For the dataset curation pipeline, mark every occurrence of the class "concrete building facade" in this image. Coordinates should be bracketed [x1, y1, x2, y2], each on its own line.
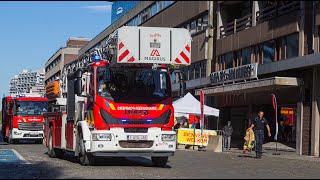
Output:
[45, 37, 91, 85]
[190, 1, 319, 157]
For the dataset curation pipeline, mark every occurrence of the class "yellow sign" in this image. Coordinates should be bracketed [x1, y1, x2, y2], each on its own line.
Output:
[177, 128, 217, 146]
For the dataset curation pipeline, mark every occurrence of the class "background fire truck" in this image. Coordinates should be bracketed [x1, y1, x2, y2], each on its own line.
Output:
[44, 26, 191, 167]
[2, 95, 48, 144]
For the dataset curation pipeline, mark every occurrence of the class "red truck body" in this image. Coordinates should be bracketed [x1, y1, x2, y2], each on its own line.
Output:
[2, 96, 48, 143]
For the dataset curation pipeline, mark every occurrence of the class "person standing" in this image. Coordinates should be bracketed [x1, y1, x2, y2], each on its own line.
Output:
[249, 111, 271, 158]
[223, 121, 233, 151]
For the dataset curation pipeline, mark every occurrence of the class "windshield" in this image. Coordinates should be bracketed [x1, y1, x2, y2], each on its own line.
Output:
[97, 67, 171, 104]
[15, 101, 48, 116]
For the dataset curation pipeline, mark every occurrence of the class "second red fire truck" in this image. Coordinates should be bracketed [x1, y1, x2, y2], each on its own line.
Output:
[2, 95, 48, 144]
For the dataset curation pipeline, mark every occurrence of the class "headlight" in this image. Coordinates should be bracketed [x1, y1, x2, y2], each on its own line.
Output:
[161, 134, 175, 141]
[14, 131, 22, 135]
[92, 133, 112, 141]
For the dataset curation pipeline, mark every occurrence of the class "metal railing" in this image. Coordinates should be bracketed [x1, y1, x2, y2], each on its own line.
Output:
[256, 1, 300, 24]
[220, 13, 252, 38]
[219, 1, 300, 39]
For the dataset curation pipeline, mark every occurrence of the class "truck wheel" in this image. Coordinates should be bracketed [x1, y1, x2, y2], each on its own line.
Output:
[79, 133, 94, 166]
[48, 127, 56, 158]
[8, 130, 15, 144]
[151, 157, 168, 167]
[55, 149, 64, 159]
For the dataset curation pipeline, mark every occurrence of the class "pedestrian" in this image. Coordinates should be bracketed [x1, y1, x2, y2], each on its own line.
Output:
[223, 121, 233, 151]
[249, 110, 271, 158]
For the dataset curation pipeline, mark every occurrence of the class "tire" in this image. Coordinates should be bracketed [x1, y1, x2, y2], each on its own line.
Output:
[151, 157, 168, 167]
[8, 130, 16, 144]
[78, 132, 94, 166]
[55, 148, 65, 159]
[48, 127, 65, 159]
[48, 127, 56, 158]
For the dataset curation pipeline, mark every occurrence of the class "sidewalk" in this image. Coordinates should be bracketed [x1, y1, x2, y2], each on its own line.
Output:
[177, 145, 320, 163]
[225, 148, 320, 162]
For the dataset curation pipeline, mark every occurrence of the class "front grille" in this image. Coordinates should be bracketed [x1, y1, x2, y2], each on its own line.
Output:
[124, 128, 148, 133]
[101, 109, 171, 125]
[18, 123, 43, 131]
[119, 141, 154, 148]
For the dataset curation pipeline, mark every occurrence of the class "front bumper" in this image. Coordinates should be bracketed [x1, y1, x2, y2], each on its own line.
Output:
[11, 128, 43, 139]
[87, 128, 176, 157]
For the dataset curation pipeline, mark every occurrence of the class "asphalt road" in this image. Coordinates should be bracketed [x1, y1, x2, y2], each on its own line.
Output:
[0, 140, 320, 179]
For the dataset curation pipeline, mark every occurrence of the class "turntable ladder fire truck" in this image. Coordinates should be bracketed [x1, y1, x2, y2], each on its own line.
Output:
[44, 26, 191, 166]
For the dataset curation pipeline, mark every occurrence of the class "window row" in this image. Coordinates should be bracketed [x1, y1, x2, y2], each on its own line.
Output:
[45, 71, 61, 85]
[180, 13, 209, 35]
[217, 33, 299, 71]
[46, 55, 62, 73]
[179, 60, 207, 82]
[124, 1, 175, 27]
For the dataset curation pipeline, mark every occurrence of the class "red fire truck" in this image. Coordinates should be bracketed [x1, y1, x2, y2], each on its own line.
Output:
[2, 96, 48, 144]
[44, 26, 191, 167]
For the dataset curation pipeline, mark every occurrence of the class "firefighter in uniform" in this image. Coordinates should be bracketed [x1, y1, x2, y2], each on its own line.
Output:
[249, 111, 271, 158]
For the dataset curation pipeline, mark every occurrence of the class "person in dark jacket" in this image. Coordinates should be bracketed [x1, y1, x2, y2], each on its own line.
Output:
[223, 121, 233, 151]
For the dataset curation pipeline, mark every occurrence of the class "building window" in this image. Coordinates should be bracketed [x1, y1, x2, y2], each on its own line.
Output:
[151, 3, 157, 17]
[286, 33, 299, 59]
[263, 41, 275, 64]
[197, 17, 203, 31]
[190, 20, 197, 34]
[202, 14, 208, 29]
[195, 62, 200, 79]
[225, 52, 233, 69]
[241, 47, 251, 65]
[189, 64, 194, 80]
[183, 66, 188, 81]
[179, 13, 209, 35]
[201, 60, 207, 77]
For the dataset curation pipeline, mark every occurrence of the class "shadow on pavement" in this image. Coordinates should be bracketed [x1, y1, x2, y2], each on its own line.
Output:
[44, 151, 172, 168]
[238, 154, 257, 159]
[0, 161, 79, 179]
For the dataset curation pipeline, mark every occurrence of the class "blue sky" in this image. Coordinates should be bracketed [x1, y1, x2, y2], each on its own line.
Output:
[0, 1, 112, 97]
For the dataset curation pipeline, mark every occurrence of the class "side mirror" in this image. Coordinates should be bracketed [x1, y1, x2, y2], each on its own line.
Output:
[74, 78, 82, 96]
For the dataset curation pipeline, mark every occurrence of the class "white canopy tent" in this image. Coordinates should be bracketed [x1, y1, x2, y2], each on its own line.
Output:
[173, 92, 220, 117]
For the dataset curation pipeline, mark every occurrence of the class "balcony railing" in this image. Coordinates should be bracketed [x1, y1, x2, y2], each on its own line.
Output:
[220, 13, 252, 38]
[219, 1, 300, 39]
[256, 1, 300, 24]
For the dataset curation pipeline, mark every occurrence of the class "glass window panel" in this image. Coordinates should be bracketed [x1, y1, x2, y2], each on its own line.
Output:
[165, 1, 170, 7]
[190, 20, 197, 34]
[152, 4, 157, 16]
[286, 33, 299, 59]
[202, 14, 208, 29]
[183, 66, 188, 81]
[195, 62, 200, 79]
[189, 64, 194, 80]
[157, 1, 161, 12]
[242, 47, 251, 65]
[263, 41, 275, 64]
[201, 60, 207, 77]
[281, 38, 286, 60]
[225, 52, 233, 69]
[197, 17, 203, 31]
